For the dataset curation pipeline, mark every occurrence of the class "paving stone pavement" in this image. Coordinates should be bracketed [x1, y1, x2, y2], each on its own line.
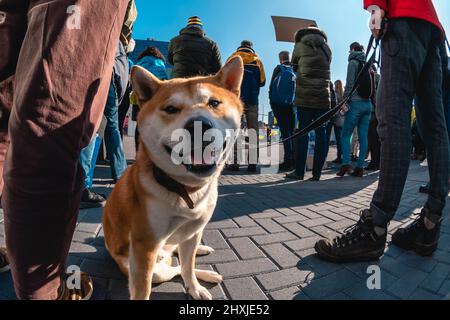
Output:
[1, 145, 449, 300]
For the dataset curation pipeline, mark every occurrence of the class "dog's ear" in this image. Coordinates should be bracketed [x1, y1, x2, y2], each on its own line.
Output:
[130, 66, 162, 103]
[214, 56, 244, 96]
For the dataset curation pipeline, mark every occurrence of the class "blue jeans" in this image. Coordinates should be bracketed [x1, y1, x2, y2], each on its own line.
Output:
[294, 107, 328, 178]
[104, 79, 127, 180]
[80, 134, 102, 189]
[271, 104, 295, 163]
[341, 100, 372, 168]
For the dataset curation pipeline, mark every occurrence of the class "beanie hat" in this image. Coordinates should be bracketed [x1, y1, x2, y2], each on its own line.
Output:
[187, 16, 203, 28]
[241, 40, 253, 49]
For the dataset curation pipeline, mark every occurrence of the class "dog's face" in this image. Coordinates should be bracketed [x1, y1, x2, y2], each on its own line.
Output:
[131, 57, 244, 187]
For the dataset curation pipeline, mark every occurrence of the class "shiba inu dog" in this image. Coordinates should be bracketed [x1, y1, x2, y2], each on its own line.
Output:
[103, 56, 244, 300]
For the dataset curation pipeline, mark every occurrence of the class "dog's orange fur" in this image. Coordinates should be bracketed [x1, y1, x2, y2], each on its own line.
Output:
[103, 57, 244, 300]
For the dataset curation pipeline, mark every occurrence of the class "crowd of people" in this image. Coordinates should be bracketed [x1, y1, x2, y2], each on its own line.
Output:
[0, 0, 449, 300]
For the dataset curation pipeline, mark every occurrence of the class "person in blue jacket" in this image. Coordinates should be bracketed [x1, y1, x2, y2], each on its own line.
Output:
[132, 47, 168, 150]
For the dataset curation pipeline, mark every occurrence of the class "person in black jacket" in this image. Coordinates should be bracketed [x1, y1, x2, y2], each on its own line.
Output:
[168, 16, 222, 78]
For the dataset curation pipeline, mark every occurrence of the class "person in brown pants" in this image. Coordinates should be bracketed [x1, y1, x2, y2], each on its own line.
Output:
[0, 0, 131, 300]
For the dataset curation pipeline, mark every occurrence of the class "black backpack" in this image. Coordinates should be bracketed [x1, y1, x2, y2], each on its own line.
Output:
[352, 59, 375, 99]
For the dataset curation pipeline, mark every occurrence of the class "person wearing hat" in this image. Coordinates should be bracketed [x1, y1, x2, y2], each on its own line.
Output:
[168, 16, 222, 78]
[227, 41, 266, 172]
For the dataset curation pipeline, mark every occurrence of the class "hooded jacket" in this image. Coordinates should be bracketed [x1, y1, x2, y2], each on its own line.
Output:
[343, 51, 370, 102]
[136, 55, 168, 81]
[168, 26, 222, 78]
[364, 0, 443, 34]
[292, 27, 332, 109]
[229, 47, 266, 106]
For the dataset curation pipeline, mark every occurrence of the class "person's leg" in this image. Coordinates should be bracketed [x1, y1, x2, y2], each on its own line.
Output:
[367, 113, 380, 168]
[413, 46, 449, 221]
[2, 0, 128, 299]
[341, 106, 358, 166]
[118, 84, 131, 138]
[80, 136, 97, 190]
[0, 0, 28, 195]
[356, 101, 372, 169]
[245, 104, 259, 170]
[335, 125, 343, 159]
[370, 20, 435, 227]
[88, 135, 103, 188]
[325, 121, 333, 159]
[272, 105, 294, 164]
[293, 108, 314, 178]
[444, 90, 450, 143]
[104, 79, 127, 181]
[312, 109, 328, 179]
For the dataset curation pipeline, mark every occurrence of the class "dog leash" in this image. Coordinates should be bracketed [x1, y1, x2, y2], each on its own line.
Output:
[263, 31, 384, 150]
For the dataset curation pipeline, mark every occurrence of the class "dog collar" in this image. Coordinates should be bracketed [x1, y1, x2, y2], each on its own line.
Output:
[152, 166, 201, 209]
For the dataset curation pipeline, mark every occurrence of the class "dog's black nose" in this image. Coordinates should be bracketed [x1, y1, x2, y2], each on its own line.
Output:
[184, 117, 214, 137]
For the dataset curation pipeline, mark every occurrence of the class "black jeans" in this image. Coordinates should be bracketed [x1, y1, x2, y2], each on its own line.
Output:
[271, 104, 295, 164]
[370, 18, 449, 226]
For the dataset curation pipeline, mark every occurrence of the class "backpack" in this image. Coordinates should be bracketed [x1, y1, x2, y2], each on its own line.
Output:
[352, 59, 375, 100]
[269, 64, 296, 106]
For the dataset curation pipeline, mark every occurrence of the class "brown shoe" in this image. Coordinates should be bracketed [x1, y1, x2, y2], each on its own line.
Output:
[58, 271, 94, 300]
[351, 167, 364, 177]
[336, 165, 353, 177]
[0, 248, 10, 273]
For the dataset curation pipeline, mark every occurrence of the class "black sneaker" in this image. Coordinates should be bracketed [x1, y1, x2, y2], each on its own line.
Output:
[247, 164, 258, 173]
[391, 209, 441, 257]
[315, 210, 387, 263]
[80, 188, 106, 209]
[278, 162, 294, 172]
[419, 184, 430, 194]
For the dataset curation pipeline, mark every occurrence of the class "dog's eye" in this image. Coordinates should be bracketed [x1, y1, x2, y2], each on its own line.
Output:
[163, 105, 180, 114]
[208, 99, 221, 109]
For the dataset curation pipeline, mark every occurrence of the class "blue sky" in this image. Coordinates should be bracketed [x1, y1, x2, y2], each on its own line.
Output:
[133, 0, 449, 119]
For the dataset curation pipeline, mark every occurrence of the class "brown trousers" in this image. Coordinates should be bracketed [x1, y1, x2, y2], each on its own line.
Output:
[0, 0, 128, 299]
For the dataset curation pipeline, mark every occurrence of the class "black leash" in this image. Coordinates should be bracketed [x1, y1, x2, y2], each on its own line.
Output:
[264, 31, 383, 149]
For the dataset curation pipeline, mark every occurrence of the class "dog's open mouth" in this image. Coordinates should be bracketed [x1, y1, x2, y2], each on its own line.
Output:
[164, 140, 228, 175]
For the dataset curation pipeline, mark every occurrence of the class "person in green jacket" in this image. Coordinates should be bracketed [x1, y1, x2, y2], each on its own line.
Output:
[286, 25, 332, 181]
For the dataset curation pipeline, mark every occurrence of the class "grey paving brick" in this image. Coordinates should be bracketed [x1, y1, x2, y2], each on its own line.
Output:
[205, 219, 238, 230]
[438, 280, 450, 297]
[76, 222, 102, 234]
[256, 268, 313, 291]
[386, 270, 429, 299]
[290, 207, 321, 219]
[222, 226, 266, 238]
[255, 219, 286, 233]
[419, 263, 450, 293]
[270, 286, 308, 300]
[223, 277, 268, 300]
[80, 258, 125, 280]
[202, 230, 230, 250]
[69, 242, 110, 261]
[215, 258, 278, 278]
[284, 223, 316, 238]
[253, 232, 298, 245]
[233, 216, 258, 228]
[274, 215, 308, 224]
[396, 251, 438, 273]
[310, 225, 340, 239]
[301, 269, 360, 300]
[285, 236, 321, 252]
[229, 237, 265, 260]
[300, 217, 333, 228]
[72, 231, 96, 244]
[262, 243, 300, 268]
[409, 288, 444, 300]
[249, 209, 284, 219]
[196, 249, 239, 264]
[326, 219, 356, 231]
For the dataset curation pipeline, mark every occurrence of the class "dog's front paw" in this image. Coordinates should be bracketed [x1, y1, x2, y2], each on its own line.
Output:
[188, 285, 213, 300]
[196, 245, 215, 256]
[196, 270, 223, 284]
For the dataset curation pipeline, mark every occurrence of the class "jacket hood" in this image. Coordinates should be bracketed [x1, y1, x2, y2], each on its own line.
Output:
[180, 26, 205, 37]
[348, 51, 366, 62]
[233, 49, 259, 64]
[295, 27, 328, 44]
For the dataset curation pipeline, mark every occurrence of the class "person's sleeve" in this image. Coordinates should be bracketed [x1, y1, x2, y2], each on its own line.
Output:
[343, 61, 357, 99]
[120, 0, 138, 49]
[258, 60, 266, 87]
[364, 0, 387, 11]
[269, 66, 280, 96]
[291, 48, 299, 73]
[211, 43, 222, 74]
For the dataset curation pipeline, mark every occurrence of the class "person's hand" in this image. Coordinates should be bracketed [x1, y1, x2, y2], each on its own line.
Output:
[368, 5, 386, 39]
[340, 104, 349, 116]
